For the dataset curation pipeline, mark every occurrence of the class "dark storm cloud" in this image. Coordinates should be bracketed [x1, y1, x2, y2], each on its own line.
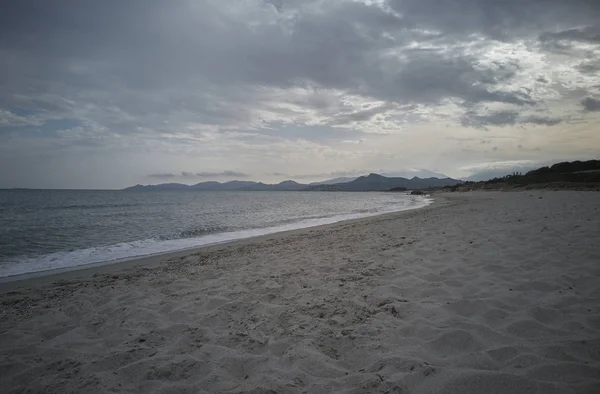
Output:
[581, 97, 600, 111]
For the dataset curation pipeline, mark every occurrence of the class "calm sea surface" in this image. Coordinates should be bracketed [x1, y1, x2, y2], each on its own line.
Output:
[0, 190, 430, 277]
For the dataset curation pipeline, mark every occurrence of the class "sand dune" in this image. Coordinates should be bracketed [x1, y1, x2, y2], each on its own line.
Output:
[1, 191, 599, 393]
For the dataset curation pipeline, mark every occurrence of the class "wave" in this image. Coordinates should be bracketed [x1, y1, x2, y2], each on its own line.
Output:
[39, 202, 152, 211]
[0, 196, 431, 278]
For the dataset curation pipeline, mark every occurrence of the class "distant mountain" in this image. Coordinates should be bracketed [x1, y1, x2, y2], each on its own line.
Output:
[307, 173, 461, 191]
[192, 181, 258, 191]
[189, 181, 227, 190]
[276, 180, 306, 190]
[309, 177, 357, 186]
[124, 183, 191, 191]
[381, 169, 449, 179]
[241, 180, 307, 191]
[124, 173, 461, 192]
[309, 170, 448, 186]
[124, 180, 308, 191]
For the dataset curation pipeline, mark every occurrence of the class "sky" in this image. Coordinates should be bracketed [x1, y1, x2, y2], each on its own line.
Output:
[0, 0, 599, 189]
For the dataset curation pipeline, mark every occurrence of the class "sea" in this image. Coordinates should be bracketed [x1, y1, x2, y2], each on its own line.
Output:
[0, 190, 431, 278]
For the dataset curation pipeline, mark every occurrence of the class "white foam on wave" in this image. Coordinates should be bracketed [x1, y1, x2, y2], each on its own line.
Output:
[0, 196, 432, 278]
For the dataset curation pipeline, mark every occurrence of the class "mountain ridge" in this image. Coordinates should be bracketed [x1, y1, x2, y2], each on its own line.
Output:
[124, 174, 462, 191]
[309, 176, 357, 186]
[306, 174, 460, 191]
[308, 170, 449, 186]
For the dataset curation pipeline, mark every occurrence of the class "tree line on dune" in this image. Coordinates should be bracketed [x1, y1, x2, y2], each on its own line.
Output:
[443, 160, 600, 191]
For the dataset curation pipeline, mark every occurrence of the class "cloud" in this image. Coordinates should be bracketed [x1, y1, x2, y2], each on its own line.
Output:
[540, 26, 600, 45]
[341, 138, 365, 144]
[196, 171, 250, 178]
[582, 97, 600, 111]
[328, 104, 396, 126]
[462, 110, 565, 128]
[577, 60, 600, 75]
[269, 169, 365, 180]
[0, 0, 579, 136]
[148, 173, 176, 179]
[520, 115, 564, 126]
[461, 110, 519, 128]
[387, 0, 600, 40]
[539, 26, 600, 57]
[148, 170, 250, 179]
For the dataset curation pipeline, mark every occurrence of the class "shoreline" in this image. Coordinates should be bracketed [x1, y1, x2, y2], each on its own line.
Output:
[0, 195, 442, 288]
[0, 196, 435, 284]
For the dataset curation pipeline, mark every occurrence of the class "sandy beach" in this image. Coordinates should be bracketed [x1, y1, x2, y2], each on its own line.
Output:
[1, 191, 599, 393]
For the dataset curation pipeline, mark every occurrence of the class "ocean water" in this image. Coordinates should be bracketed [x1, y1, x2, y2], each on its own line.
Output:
[0, 190, 431, 278]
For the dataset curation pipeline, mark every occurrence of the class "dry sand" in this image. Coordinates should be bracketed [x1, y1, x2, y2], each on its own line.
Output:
[1, 191, 599, 393]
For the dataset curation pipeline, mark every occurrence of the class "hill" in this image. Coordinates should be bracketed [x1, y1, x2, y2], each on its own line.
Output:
[309, 177, 357, 186]
[381, 169, 449, 179]
[307, 173, 461, 191]
[124, 183, 190, 191]
[240, 180, 307, 191]
[192, 181, 258, 191]
[443, 160, 600, 191]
